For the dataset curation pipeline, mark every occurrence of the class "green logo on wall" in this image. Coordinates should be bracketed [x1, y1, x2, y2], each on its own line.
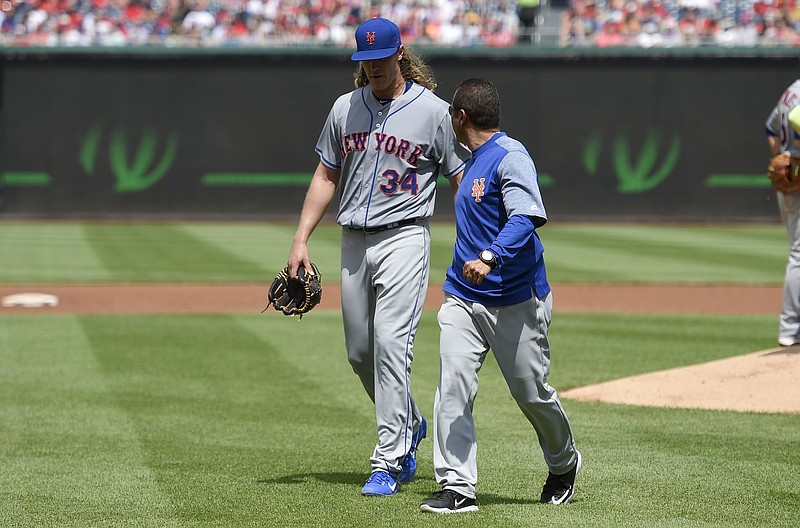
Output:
[583, 130, 682, 193]
[0, 125, 767, 194]
[613, 131, 681, 193]
[80, 123, 178, 192]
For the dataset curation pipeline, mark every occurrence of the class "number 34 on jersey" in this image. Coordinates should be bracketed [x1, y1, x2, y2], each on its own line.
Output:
[340, 131, 424, 196]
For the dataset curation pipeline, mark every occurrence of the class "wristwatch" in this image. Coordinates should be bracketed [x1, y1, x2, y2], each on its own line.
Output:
[478, 249, 497, 269]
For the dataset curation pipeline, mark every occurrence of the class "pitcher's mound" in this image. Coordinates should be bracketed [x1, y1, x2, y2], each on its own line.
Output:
[562, 347, 800, 414]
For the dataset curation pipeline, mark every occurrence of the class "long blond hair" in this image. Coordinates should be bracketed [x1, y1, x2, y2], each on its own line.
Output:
[353, 47, 437, 92]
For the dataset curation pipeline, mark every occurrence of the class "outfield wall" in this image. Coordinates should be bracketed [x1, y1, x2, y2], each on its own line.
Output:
[0, 47, 796, 222]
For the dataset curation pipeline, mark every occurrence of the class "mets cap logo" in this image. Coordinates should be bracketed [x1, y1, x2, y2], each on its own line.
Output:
[366, 31, 376, 45]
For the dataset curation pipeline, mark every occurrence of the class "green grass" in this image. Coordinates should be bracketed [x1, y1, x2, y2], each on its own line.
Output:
[540, 223, 786, 284]
[1, 311, 796, 527]
[0, 221, 787, 285]
[0, 221, 797, 526]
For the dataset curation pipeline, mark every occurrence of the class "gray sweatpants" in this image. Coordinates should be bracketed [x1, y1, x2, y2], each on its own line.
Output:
[433, 291, 577, 498]
[341, 223, 428, 474]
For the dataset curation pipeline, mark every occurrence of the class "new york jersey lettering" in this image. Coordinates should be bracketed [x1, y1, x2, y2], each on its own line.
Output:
[352, 132, 369, 151]
[340, 131, 424, 166]
[339, 132, 370, 159]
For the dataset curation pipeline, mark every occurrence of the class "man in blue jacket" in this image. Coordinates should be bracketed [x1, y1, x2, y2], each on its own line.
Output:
[420, 78, 581, 514]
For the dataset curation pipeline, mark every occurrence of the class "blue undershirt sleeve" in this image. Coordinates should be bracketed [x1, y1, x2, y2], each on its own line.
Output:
[487, 214, 535, 268]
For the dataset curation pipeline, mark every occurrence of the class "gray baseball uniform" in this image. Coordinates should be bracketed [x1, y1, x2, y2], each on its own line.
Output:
[316, 82, 468, 474]
[766, 79, 800, 344]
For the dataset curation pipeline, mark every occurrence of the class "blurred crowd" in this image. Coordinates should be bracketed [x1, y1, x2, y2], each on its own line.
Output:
[561, 0, 800, 47]
[0, 0, 521, 47]
[0, 0, 798, 48]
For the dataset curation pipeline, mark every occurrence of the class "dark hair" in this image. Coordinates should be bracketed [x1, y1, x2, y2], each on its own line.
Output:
[452, 78, 501, 129]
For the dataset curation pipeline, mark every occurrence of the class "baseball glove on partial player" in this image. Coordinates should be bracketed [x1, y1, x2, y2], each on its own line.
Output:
[768, 153, 800, 193]
[266, 263, 323, 318]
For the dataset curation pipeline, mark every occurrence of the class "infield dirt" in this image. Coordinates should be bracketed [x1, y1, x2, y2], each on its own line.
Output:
[2, 283, 796, 414]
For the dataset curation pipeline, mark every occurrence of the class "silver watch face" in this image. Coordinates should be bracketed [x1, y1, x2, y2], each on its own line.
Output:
[480, 250, 494, 263]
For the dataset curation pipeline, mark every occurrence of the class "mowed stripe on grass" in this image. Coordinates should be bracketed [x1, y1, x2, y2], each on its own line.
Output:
[0, 316, 177, 527]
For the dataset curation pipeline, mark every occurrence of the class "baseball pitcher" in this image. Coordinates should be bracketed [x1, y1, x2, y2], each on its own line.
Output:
[285, 17, 469, 497]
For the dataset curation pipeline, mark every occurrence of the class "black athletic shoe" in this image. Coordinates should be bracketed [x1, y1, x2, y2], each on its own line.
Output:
[419, 489, 479, 514]
[541, 450, 582, 505]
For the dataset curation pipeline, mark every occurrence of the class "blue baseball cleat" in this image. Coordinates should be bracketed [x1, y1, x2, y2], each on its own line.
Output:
[361, 470, 399, 496]
[398, 416, 427, 484]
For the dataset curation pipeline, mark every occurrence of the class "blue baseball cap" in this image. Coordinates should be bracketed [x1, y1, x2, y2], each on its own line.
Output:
[351, 18, 402, 62]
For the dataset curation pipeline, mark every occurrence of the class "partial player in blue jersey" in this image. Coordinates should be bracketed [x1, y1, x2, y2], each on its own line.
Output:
[420, 78, 581, 514]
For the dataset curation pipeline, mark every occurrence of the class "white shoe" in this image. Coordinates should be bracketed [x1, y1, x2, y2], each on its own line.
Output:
[778, 336, 798, 347]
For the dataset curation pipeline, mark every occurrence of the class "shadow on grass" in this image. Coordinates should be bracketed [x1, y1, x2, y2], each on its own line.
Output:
[408, 489, 540, 507]
[258, 474, 551, 509]
[257, 472, 365, 486]
[473, 493, 540, 506]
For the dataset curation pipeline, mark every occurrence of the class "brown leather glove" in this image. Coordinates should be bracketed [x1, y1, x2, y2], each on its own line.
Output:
[768, 153, 800, 193]
[266, 263, 322, 319]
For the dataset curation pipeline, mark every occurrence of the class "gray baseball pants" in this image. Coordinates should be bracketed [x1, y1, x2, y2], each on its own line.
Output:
[341, 223, 429, 474]
[433, 291, 577, 498]
[778, 191, 800, 342]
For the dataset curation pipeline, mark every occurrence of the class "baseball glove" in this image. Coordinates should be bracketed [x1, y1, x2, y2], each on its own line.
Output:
[768, 153, 800, 193]
[266, 263, 323, 318]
